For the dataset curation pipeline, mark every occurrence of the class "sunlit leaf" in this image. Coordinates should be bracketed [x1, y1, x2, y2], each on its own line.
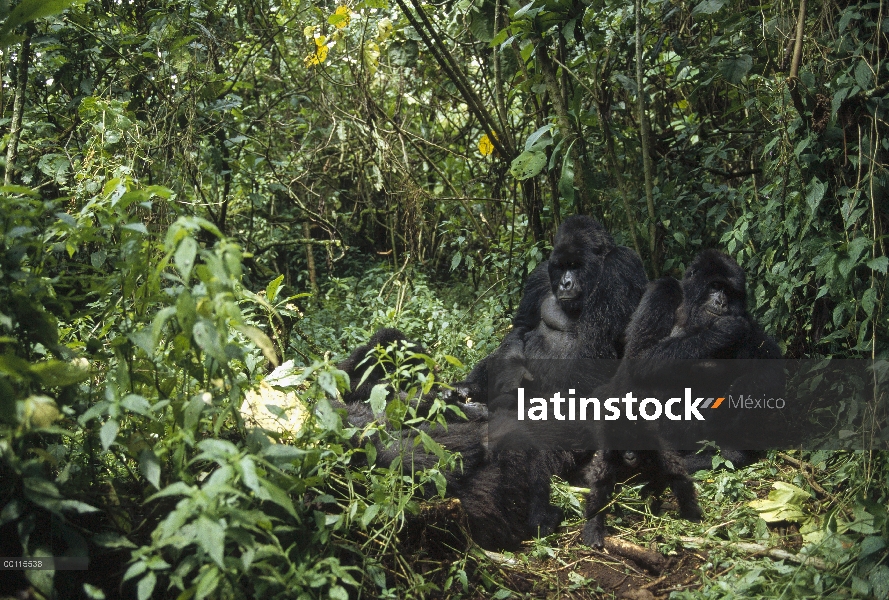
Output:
[478, 134, 495, 156]
[328, 6, 351, 29]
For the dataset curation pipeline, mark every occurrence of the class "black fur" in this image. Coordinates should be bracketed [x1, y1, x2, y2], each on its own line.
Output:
[451, 216, 648, 400]
[581, 448, 701, 548]
[580, 250, 782, 547]
[338, 328, 428, 404]
[343, 219, 649, 551]
[448, 217, 647, 548]
[579, 278, 701, 548]
[628, 250, 782, 473]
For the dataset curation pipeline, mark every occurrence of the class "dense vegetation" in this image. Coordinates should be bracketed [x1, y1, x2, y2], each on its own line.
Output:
[0, 0, 887, 598]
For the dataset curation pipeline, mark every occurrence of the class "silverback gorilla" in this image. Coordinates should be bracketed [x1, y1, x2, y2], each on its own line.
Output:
[449, 216, 648, 549]
[450, 215, 649, 401]
[580, 249, 782, 547]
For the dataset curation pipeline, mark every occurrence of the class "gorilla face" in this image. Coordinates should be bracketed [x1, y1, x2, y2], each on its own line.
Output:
[547, 216, 616, 317]
[678, 249, 746, 329]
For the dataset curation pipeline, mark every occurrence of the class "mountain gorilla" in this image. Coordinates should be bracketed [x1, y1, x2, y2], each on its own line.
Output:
[338, 327, 486, 422]
[580, 249, 782, 547]
[579, 278, 699, 548]
[450, 215, 648, 401]
[338, 328, 427, 404]
[442, 216, 648, 548]
[632, 249, 782, 471]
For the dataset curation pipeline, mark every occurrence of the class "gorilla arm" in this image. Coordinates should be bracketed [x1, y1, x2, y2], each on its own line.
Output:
[622, 277, 683, 358]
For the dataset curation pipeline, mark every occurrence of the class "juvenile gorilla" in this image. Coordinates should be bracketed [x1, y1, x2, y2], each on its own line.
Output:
[338, 328, 427, 405]
[338, 328, 487, 422]
[580, 249, 782, 547]
[580, 278, 701, 547]
[632, 249, 782, 472]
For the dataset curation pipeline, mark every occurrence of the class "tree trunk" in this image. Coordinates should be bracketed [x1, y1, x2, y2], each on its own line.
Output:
[5, 30, 32, 186]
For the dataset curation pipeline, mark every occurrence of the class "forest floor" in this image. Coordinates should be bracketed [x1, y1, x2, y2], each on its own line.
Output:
[389, 459, 820, 599]
[392, 496, 710, 599]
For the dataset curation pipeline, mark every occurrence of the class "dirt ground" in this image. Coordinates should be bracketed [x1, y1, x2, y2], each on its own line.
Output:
[396, 498, 711, 599]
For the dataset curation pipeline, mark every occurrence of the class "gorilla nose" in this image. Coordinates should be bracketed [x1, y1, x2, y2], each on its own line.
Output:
[558, 273, 579, 300]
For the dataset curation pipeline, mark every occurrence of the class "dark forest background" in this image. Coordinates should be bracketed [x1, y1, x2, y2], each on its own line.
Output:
[1, 0, 888, 598]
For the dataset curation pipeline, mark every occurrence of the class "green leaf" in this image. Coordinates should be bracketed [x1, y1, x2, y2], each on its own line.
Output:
[260, 480, 298, 518]
[866, 256, 888, 273]
[489, 28, 508, 48]
[719, 55, 752, 84]
[195, 565, 222, 599]
[691, 0, 726, 15]
[313, 398, 341, 432]
[90, 250, 107, 268]
[361, 503, 380, 528]
[239, 457, 260, 496]
[83, 583, 106, 599]
[450, 251, 462, 271]
[100, 419, 119, 451]
[860, 535, 886, 558]
[174, 236, 197, 282]
[146, 482, 194, 502]
[136, 572, 156, 600]
[330, 586, 349, 600]
[193, 319, 227, 363]
[806, 177, 826, 214]
[870, 565, 889, 600]
[196, 438, 239, 459]
[558, 146, 575, 203]
[122, 560, 147, 582]
[197, 517, 225, 567]
[524, 124, 554, 152]
[512, 0, 537, 19]
[266, 274, 284, 303]
[855, 60, 873, 91]
[443, 355, 464, 368]
[509, 150, 547, 180]
[862, 287, 877, 317]
[122, 222, 148, 235]
[184, 393, 205, 431]
[238, 325, 279, 366]
[30, 359, 89, 387]
[121, 394, 151, 416]
[0, 0, 77, 39]
[139, 449, 161, 489]
[369, 383, 388, 414]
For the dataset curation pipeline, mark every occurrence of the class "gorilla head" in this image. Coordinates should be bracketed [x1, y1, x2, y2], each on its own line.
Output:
[547, 216, 616, 318]
[675, 249, 747, 330]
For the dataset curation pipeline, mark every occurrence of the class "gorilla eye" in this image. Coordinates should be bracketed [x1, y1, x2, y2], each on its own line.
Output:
[711, 282, 725, 292]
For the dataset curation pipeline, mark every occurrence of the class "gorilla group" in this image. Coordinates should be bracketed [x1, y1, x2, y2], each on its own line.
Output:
[334, 219, 782, 552]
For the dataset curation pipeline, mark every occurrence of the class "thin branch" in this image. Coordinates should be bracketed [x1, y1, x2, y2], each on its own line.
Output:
[636, 0, 659, 276]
